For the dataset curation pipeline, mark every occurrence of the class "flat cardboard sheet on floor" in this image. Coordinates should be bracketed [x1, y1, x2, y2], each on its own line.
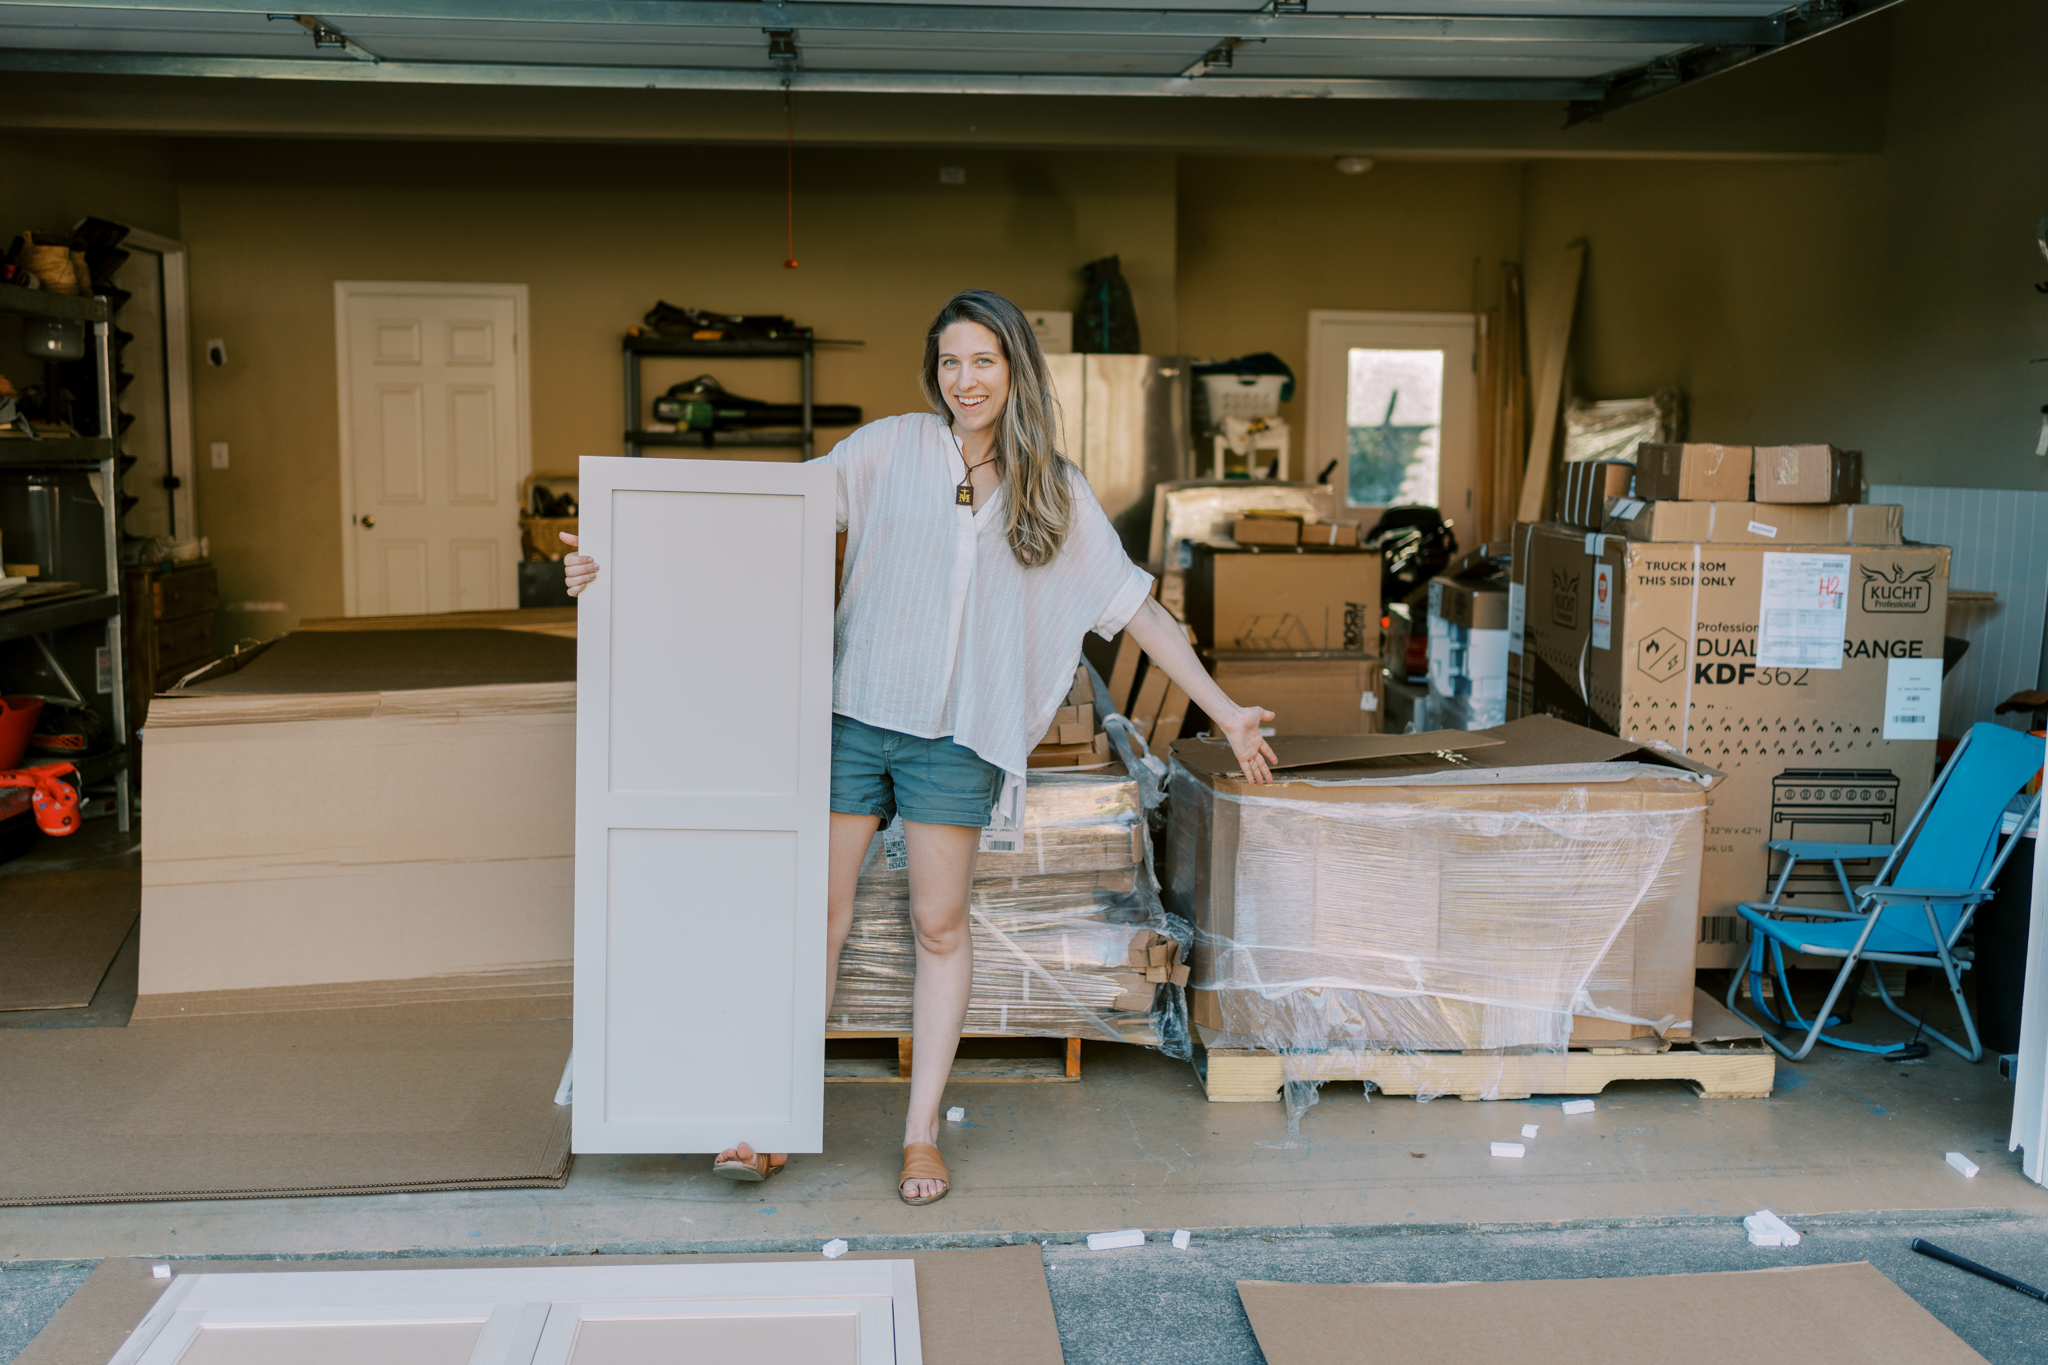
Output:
[0, 867, 137, 1011]
[16, 1246, 1059, 1365]
[0, 1020, 570, 1205]
[1238, 1263, 1986, 1365]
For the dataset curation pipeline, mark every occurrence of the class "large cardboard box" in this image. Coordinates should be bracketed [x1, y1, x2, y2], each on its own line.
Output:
[136, 628, 577, 1023]
[1429, 575, 1510, 630]
[1557, 459, 1635, 530]
[1164, 718, 1712, 1049]
[1604, 500, 1901, 546]
[1754, 444, 1861, 503]
[1507, 521, 1949, 966]
[1633, 443, 1753, 501]
[1204, 651, 1383, 735]
[1185, 545, 1380, 652]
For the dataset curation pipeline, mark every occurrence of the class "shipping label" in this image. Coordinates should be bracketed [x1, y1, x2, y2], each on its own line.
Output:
[1507, 581, 1526, 656]
[1591, 563, 1614, 650]
[1756, 552, 1851, 670]
[1883, 657, 1942, 740]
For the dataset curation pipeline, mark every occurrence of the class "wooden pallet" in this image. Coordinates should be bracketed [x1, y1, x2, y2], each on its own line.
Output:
[1197, 1043, 1774, 1103]
[824, 1031, 1082, 1082]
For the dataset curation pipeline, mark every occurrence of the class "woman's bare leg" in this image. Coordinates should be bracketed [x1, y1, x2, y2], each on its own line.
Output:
[718, 810, 880, 1176]
[900, 819, 979, 1199]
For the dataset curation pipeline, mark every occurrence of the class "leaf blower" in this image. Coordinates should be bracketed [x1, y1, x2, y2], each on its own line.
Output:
[652, 375, 861, 432]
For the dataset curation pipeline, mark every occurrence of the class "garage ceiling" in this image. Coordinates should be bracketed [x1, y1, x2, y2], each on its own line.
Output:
[0, 0, 1899, 118]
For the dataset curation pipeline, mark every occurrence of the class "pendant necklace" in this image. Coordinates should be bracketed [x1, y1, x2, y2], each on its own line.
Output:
[954, 438, 998, 507]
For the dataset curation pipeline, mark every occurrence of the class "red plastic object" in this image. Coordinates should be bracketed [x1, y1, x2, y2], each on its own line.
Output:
[0, 761, 81, 835]
[0, 696, 42, 769]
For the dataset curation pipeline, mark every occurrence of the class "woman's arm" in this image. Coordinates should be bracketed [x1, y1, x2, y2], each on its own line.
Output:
[1121, 597, 1279, 784]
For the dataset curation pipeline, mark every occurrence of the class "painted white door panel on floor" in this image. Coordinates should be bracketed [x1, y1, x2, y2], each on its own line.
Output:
[336, 283, 528, 617]
[113, 1264, 919, 1365]
[572, 457, 835, 1155]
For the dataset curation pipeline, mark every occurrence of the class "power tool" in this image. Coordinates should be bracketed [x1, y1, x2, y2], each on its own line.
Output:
[652, 375, 861, 432]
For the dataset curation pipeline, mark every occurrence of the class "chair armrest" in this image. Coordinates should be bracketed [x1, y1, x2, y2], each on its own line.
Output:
[1768, 840, 1895, 859]
[1737, 903, 1866, 921]
[1854, 885, 1996, 904]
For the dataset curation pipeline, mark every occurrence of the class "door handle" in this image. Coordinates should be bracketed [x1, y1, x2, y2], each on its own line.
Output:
[358, 514, 376, 528]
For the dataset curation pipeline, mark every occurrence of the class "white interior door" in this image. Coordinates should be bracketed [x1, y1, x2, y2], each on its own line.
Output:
[112, 1262, 920, 1365]
[1305, 310, 1476, 525]
[573, 456, 834, 1155]
[336, 282, 529, 617]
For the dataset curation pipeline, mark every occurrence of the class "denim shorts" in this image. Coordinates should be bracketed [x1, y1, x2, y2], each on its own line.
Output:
[830, 713, 1003, 828]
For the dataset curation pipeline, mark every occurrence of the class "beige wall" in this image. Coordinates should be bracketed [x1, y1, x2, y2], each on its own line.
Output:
[178, 140, 1175, 630]
[1520, 0, 2048, 494]
[1177, 155, 1523, 487]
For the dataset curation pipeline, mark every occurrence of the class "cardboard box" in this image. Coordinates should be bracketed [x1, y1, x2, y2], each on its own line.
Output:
[1634, 443, 1753, 501]
[1204, 651, 1383, 736]
[1754, 444, 1862, 503]
[1301, 521, 1360, 548]
[1507, 521, 1949, 966]
[1428, 575, 1510, 631]
[136, 628, 577, 1023]
[1557, 459, 1635, 530]
[1165, 718, 1712, 1048]
[1231, 515, 1302, 547]
[1604, 500, 1901, 546]
[1185, 546, 1380, 653]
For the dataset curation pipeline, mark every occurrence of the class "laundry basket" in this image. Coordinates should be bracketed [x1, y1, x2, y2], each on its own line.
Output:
[519, 471, 579, 562]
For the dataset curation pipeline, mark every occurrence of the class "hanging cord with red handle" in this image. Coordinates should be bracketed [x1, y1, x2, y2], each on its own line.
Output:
[783, 84, 798, 269]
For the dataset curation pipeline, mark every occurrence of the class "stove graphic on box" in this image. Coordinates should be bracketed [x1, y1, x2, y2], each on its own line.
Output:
[1766, 767, 1901, 902]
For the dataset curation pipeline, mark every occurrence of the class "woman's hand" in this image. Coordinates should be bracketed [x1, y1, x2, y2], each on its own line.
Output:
[561, 532, 600, 597]
[1214, 703, 1279, 784]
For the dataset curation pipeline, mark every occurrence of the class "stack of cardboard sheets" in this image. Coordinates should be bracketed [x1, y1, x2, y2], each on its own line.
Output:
[135, 628, 576, 1024]
[831, 767, 1188, 1046]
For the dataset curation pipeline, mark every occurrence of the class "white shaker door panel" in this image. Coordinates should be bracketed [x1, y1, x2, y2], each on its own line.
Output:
[571, 456, 835, 1155]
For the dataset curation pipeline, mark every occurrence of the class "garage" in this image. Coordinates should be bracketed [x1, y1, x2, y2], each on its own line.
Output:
[1, 2, 2044, 1361]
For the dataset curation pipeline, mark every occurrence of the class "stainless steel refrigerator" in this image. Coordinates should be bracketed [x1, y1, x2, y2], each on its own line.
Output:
[1046, 354, 1192, 566]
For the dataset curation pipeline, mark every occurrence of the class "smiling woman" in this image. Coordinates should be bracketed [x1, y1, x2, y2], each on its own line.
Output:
[559, 287, 1279, 1207]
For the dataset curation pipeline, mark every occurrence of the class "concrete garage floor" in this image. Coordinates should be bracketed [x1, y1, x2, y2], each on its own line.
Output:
[4, 820, 2046, 1362]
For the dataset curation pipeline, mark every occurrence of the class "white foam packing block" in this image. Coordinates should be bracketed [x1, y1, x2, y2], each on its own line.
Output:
[821, 1239, 848, 1259]
[1086, 1229, 1145, 1251]
[946, 1106, 966, 1122]
[1743, 1210, 1801, 1247]
[1521, 1124, 1540, 1138]
[1490, 1142, 1526, 1159]
[1946, 1151, 1980, 1177]
[1172, 1230, 1192, 1250]
[1562, 1099, 1596, 1115]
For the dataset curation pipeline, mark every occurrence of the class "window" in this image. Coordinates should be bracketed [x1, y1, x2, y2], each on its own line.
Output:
[1306, 312, 1475, 519]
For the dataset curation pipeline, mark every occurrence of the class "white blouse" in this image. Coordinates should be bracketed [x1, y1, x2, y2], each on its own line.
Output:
[820, 412, 1153, 806]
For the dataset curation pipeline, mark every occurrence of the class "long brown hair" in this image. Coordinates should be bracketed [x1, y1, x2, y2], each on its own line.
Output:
[919, 289, 1073, 567]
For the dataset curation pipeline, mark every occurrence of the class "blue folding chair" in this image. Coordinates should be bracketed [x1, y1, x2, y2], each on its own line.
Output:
[1724, 722, 2044, 1062]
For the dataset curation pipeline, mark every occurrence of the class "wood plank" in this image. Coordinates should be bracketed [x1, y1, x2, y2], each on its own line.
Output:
[1515, 239, 1587, 526]
[1150, 680, 1191, 752]
[1107, 631, 1143, 716]
[822, 1033, 1083, 1083]
[1128, 666, 1169, 740]
[1198, 1044, 1773, 1103]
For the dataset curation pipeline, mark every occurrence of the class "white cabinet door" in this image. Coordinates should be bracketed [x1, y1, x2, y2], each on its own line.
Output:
[113, 1263, 919, 1365]
[572, 456, 835, 1155]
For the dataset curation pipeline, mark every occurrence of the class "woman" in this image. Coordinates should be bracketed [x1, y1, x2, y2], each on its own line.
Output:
[563, 289, 1276, 1205]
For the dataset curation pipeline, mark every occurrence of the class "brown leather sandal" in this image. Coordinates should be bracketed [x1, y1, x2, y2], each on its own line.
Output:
[898, 1142, 950, 1205]
[712, 1148, 787, 1182]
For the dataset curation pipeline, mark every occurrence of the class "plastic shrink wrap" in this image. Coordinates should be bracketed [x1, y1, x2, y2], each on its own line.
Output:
[830, 765, 1194, 1059]
[1163, 717, 1711, 1115]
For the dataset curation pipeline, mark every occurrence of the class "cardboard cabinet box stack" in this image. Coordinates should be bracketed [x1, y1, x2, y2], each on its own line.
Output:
[1509, 441, 1948, 968]
[832, 766, 1189, 1042]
